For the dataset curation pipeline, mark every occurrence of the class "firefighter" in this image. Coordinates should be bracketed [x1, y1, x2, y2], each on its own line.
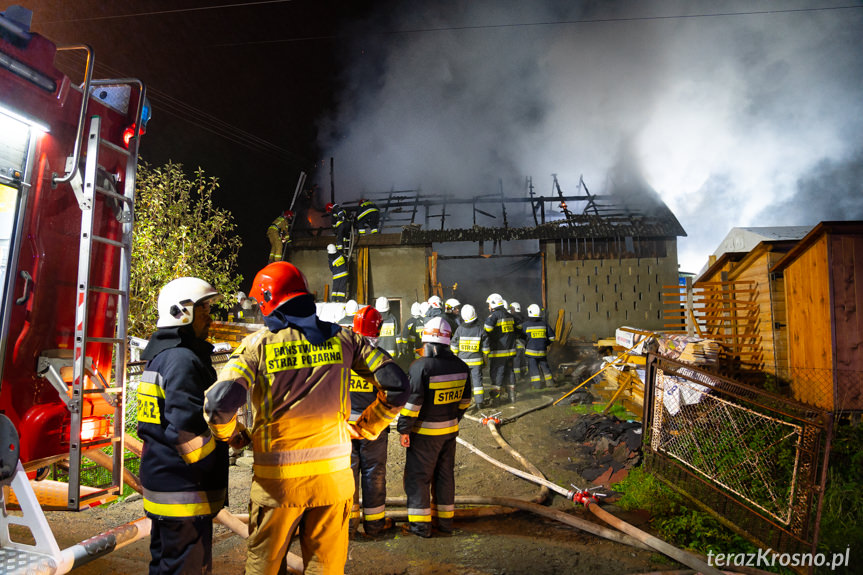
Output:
[509, 302, 527, 382]
[450, 304, 490, 411]
[524, 304, 556, 388]
[374, 296, 400, 357]
[327, 244, 348, 302]
[484, 293, 518, 404]
[338, 299, 359, 328]
[425, 295, 443, 321]
[137, 277, 239, 575]
[325, 202, 351, 251]
[398, 317, 471, 538]
[267, 209, 293, 263]
[356, 198, 380, 234]
[203, 262, 409, 575]
[348, 306, 395, 538]
[399, 302, 423, 362]
[444, 298, 461, 328]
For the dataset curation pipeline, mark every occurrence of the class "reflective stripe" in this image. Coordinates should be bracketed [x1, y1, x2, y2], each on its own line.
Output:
[525, 350, 547, 357]
[433, 503, 455, 518]
[363, 504, 386, 521]
[178, 430, 216, 464]
[333, 271, 349, 279]
[414, 420, 459, 435]
[224, 358, 255, 385]
[254, 443, 351, 466]
[209, 414, 238, 441]
[487, 349, 516, 358]
[137, 382, 164, 398]
[462, 358, 483, 366]
[407, 508, 431, 522]
[143, 488, 225, 518]
[254, 454, 351, 478]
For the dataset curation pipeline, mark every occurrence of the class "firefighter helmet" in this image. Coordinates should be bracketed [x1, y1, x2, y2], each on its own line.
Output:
[250, 262, 310, 316]
[344, 299, 359, 316]
[157, 277, 220, 328]
[486, 293, 504, 309]
[327, 244, 337, 254]
[428, 295, 442, 309]
[444, 298, 460, 312]
[527, 304, 541, 318]
[422, 317, 452, 345]
[461, 304, 477, 323]
[410, 301, 422, 317]
[419, 302, 430, 316]
[325, 202, 335, 213]
[283, 210, 294, 219]
[375, 296, 390, 313]
[509, 302, 521, 313]
[353, 306, 383, 337]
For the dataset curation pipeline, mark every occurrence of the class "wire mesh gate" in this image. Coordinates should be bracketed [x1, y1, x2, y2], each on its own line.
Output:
[643, 354, 832, 556]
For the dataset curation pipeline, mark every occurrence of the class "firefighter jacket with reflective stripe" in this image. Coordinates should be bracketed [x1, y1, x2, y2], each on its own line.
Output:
[397, 347, 471, 437]
[377, 311, 399, 356]
[450, 321, 489, 366]
[398, 315, 421, 349]
[137, 327, 228, 519]
[347, 347, 395, 424]
[268, 215, 291, 240]
[328, 252, 348, 280]
[204, 325, 408, 507]
[484, 307, 517, 357]
[357, 200, 379, 221]
[523, 319, 556, 357]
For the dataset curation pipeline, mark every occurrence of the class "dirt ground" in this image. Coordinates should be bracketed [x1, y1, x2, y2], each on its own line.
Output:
[32, 387, 683, 575]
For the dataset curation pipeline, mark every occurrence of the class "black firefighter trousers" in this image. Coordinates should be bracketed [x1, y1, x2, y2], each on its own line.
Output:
[351, 432, 389, 532]
[403, 433, 457, 532]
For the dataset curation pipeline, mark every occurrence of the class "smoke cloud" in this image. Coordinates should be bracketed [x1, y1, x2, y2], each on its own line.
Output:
[317, 0, 863, 273]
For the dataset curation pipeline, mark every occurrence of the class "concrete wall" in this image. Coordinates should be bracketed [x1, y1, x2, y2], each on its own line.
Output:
[544, 239, 679, 340]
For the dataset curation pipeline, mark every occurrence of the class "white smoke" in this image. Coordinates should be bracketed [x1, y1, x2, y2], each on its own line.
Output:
[317, 0, 863, 272]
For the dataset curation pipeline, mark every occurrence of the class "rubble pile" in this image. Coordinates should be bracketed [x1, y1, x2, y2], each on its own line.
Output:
[558, 413, 643, 486]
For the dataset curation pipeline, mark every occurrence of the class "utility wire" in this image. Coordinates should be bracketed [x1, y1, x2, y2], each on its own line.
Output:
[33, 0, 296, 24]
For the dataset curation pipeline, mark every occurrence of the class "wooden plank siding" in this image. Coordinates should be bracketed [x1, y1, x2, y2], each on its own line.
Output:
[784, 235, 834, 409]
[829, 233, 863, 410]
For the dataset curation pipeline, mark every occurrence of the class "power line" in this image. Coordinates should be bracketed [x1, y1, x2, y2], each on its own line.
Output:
[33, 0, 295, 24]
[212, 4, 863, 47]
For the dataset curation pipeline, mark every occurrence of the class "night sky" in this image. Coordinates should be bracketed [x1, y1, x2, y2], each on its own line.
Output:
[12, 1, 863, 288]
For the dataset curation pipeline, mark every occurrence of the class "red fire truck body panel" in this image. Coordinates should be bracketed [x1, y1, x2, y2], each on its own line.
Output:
[1, 18, 142, 468]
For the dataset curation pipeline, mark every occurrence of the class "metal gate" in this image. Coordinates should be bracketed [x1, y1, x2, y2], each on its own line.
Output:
[643, 354, 832, 555]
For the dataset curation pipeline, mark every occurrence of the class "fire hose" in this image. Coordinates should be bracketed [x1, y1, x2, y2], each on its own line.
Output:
[456, 417, 726, 575]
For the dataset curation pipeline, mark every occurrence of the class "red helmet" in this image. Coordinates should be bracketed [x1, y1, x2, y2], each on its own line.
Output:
[283, 210, 294, 219]
[353, 306, 383, 337]
[250, 262, 310, 316]
[325, 202, 335, 213]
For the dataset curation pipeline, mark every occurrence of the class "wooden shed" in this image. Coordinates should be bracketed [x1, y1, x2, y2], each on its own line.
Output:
[770, 221, 863, 412]
[694, 241, 798, 375]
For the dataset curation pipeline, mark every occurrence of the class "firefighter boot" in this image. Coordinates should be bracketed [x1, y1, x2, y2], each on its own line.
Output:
[402, 522, 432, 538]
[363, 517, 394, 538]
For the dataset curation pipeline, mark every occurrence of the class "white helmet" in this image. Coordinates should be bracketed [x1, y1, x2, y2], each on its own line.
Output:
[326, 244, 337, 254]
[422, 317, 452, 345]
[236, 291, 247, 303]
[428, 295, 442, 309]
[157, 277, 220, 328]
[527, 304, 541, 318]
[509, 302, 521, 313]
[345, 300, 359, 315]
[419, 301, 430, 316]
[486, 293, 504, 309]
[375, 296, 390, 313]
[461, 304, 477, 323]
[410, 301, 421, 317]
[445, 298, 460, 312]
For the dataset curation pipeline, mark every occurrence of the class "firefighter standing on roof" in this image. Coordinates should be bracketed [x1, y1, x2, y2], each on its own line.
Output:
[203, 262, 409, 575]
[524, 304, 556, 388]
[348, 306, 396, 538]
[137, 277, 239, 575]
[484, 293, 518, 404]
[356, 198, 380, 234]
[375, 296, 400, 357]
[325, 202, 351, 251]
[450, 304, 490, 411]
[398, 317, 471, 538]
[267, 210, 293, 263]
[327, 244, 348, 302]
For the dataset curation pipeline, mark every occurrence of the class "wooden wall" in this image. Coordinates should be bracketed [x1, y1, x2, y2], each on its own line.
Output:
[829, 233, 863, 410]
[784, 235, 833, 409]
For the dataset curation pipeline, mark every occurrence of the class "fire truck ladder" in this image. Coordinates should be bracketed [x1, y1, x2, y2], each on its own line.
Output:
[36, 114, 138, 511]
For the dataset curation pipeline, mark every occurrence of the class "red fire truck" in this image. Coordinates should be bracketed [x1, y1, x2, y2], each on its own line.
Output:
[1, 5, 151, 571]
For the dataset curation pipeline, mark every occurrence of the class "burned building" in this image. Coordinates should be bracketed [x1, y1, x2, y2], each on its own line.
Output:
[289, 176, 685, 341]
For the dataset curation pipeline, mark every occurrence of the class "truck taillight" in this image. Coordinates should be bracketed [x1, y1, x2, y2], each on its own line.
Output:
[81, 417, 110, 441]
[122, 123, 146, 148]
